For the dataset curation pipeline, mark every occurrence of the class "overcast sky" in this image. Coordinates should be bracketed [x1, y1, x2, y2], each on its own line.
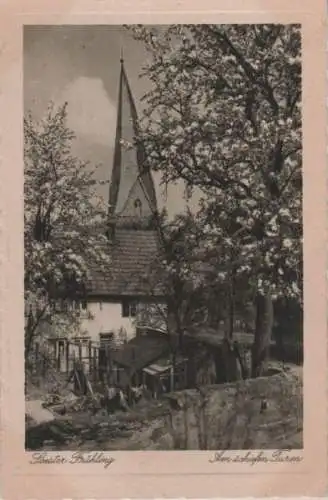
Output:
[24, 25, 193, 217]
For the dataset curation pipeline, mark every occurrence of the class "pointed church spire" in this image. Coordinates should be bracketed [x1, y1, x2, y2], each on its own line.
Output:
[108, 56, 157, 226]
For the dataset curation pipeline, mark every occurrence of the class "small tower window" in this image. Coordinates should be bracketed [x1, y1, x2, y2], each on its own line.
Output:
[134, 198, 142, 217]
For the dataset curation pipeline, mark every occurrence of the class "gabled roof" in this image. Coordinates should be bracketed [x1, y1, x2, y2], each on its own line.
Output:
[86, 228, 165, 297]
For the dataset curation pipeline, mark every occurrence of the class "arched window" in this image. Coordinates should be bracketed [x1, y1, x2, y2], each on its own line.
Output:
[134, 198, 142, 217]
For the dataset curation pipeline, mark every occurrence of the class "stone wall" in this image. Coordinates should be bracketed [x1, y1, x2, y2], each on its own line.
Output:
[155, 371, 302, 450]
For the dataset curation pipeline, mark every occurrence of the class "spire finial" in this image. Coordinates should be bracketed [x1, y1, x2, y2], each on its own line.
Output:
[120, 47, 124, 64]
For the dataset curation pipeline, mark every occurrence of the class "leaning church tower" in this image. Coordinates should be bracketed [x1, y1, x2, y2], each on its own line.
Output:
[108, 55, 158, 230]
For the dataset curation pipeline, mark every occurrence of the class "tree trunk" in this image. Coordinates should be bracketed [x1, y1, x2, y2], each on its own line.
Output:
[233, 341, 250, 379]
[167, 301, 183, 351]
[25, 304, 48, 360]
[227, 286, 235, 341]
[220, 339, 242, 383]
[226, 250, 236, 341]
[251, 292, 274, 378]
[25, 310, 36, 360]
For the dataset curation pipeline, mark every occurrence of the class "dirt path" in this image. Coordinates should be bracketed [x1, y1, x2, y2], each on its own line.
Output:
[26, 399, 55, 425]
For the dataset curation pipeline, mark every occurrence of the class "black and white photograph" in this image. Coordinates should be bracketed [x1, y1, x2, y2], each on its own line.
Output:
[24, 24, 303, 452]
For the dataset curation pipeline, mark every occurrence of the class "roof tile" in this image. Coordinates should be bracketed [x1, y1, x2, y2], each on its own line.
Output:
[87, 228, 165, 297]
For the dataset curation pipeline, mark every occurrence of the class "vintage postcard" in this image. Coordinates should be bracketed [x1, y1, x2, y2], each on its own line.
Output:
[0, 0, 327, 498]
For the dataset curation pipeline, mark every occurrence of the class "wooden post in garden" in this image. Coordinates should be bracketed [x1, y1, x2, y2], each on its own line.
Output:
[73, 359, 83, 395]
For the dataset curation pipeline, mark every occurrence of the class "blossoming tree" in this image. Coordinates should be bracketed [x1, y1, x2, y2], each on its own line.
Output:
[131, 24, 302, 376]
[24, 102, 110, 357]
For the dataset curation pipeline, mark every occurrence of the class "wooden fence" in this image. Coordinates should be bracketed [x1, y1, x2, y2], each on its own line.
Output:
[29, 337, 126, 386]
[28, 336, 190, 398]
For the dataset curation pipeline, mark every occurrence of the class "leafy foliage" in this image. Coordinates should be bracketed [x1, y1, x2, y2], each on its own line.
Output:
[130, 24, 302, 302]
[129, 24, 302, 377]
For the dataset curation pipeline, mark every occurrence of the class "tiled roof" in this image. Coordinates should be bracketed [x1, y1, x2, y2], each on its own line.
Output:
[86, 228, 165, 297]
